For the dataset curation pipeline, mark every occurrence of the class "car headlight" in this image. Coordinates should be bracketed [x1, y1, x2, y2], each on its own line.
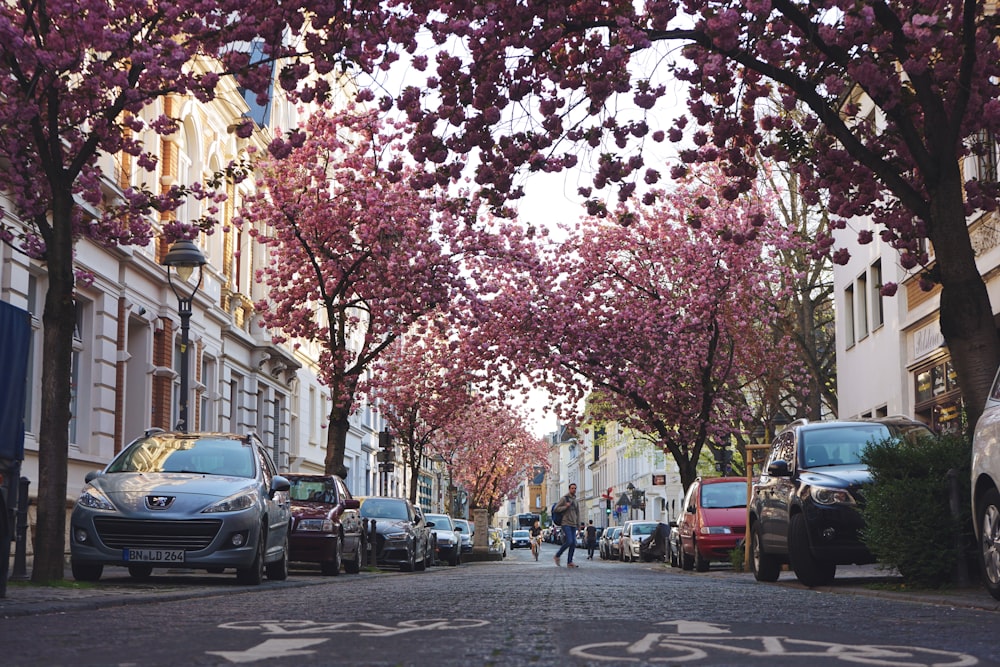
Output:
[811, 485, 856, 506]
[203, 489, 259, 513]
[77, 486, 116, 511]
[385, 531, 409, 542]
[297, 519, 334, 532]
[700, 526, 733, 535]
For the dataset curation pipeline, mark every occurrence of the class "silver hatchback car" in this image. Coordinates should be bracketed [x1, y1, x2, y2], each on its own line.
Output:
[70, 430, 291, 585]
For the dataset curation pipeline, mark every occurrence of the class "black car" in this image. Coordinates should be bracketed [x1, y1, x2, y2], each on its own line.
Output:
[748, 416, 933, 587]
[359, 496, 429, 572]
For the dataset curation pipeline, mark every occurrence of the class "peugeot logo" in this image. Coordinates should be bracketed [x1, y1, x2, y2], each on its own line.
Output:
[146, 495, 175, 510]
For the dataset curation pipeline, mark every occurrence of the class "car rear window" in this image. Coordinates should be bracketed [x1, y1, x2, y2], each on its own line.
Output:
[700, 481, 747, 508]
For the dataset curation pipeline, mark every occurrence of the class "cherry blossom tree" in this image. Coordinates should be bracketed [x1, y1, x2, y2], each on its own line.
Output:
[433, 397, 550, 518]
[379, 0, 1000, 429]
[0, 0, 427, 582]
[365, 325, 482, 506]
[240, 107, 480, 479]
[476, 165, 806, 491]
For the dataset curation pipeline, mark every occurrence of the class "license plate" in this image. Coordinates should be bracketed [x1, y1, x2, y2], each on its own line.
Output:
[123, 548, 185, 563]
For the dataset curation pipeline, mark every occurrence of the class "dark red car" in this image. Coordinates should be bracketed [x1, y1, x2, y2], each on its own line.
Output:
[286, 474, 364, 575]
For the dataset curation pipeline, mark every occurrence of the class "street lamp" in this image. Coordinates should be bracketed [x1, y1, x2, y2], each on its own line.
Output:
[161, 239, 206, 433]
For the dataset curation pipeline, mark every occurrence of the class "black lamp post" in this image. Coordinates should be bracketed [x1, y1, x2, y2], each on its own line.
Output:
[162, 239, 206, 432]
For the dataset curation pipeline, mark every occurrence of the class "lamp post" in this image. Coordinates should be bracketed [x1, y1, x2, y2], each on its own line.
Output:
[161, 239, 207, 433]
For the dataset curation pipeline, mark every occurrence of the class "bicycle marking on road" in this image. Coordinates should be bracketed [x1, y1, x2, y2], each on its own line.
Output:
[569, 626, 979, 666]
[210, 618, 491, 663]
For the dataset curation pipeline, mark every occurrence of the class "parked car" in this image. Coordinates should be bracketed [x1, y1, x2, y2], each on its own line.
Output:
[511, 529, 531, 549]
[973, 366, 1000, 600]
[677, 477, 747, 572]
[639, 522, 671, 562]
[600, 525, 621, 560]
[488, 527, 507, 558]
[286, 473, 363, 575]
[359, 496, 429, 571]
[667, 522, 681, 567]
[413, 506, 436, 567]
[619, 520, 658, 562]
[453, 518, 473, 553]
[424, 512, 461, 566]
[70, 430, 291, 585]
[749, 416, 933, 587]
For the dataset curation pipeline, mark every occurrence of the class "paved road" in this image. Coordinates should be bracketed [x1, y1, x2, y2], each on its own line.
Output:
[3, 542, 999, 666]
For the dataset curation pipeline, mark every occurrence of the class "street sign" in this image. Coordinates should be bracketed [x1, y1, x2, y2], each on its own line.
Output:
[617, 492, 631, 506]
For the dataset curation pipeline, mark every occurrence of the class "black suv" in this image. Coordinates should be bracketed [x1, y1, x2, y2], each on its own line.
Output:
[748, 416, 932, 587]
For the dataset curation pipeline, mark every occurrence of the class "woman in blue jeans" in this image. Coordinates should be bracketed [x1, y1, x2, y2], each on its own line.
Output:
[553, 483, 580, 567]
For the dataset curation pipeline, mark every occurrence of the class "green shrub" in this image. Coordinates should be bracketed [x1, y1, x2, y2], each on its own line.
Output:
[860, 432, 974, 588]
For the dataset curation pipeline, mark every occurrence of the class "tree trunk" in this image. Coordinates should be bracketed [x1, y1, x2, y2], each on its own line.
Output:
[31, 196, 76, 583]
[928, 179, 1000, 432]
[324, 406, 349, 479]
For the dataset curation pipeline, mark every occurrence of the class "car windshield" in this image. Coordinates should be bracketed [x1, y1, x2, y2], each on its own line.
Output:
[361, 499, 410, 520]
[288, 478, 338, 503]
[632, 523, 656, 536]
[107, 435, 255, 478]
[425, 514, 453, 530]
[513, 530, 529, 538]
[700, 481, 747, 509]
[800, 424, 894, 467]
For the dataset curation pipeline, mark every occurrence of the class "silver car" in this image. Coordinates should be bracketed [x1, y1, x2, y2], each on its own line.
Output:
[70, 430, 291, 585]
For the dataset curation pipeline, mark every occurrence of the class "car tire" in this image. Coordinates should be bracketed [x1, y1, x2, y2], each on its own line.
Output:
[237, 527, 266, 585]
[128, 565, 153, 580]
[694, 542, 710, 572]
[401, 546, 415, 572]
[266, 532, 290, 581]
[750, 521, 781, 582]
[680, 544, 694, 571]
[71, 560, 103, 582]
[977, 487, 1000, 600]
[321, 534, 343, 576]
[344, 538, 362, 574]
[789, 513, 835, 587]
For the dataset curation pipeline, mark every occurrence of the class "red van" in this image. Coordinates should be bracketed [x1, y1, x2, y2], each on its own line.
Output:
[677, 476, 747, 572]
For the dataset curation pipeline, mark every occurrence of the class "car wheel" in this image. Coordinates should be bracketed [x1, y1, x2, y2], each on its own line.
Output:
[680, 544, 694, 571]
[71, 560, 103, 582]
[694, 542, 710, 572]
[266, 531, 290, 581]
[401, 545, 415, 572]
[344, 538, 362, 574]
[978, 488, 1000, 600]
[750, 521, 781, 582]
[321, 534, 343, 576]
[789, 513, 835, 587]
[128, 565, 153, 580]
[237, 526, 266, 585]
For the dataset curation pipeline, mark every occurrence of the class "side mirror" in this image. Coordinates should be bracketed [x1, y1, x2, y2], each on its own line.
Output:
[270, 475, 290, 498]
[343, 498, 360, 510]
[426, 521, 436, 529]
[767, 460, 791, 477]
[84, 470, 102, 484]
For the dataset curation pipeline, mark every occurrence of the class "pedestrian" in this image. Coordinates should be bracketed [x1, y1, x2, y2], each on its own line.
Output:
[553, 483, 580, 568]
[586, 520, 598, 559]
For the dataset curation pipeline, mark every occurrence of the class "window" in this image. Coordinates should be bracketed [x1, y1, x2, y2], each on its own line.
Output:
[870, 259, 884, 329]
[200, 355, 216, 431]
[857, 274, 869, 340]
[844, 285, 856, 348]
[972, 129, 998, 182]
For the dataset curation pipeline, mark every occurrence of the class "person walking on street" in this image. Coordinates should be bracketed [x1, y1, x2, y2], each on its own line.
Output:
[586, 520, 598, 560]
[554, 483, 580, 568]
